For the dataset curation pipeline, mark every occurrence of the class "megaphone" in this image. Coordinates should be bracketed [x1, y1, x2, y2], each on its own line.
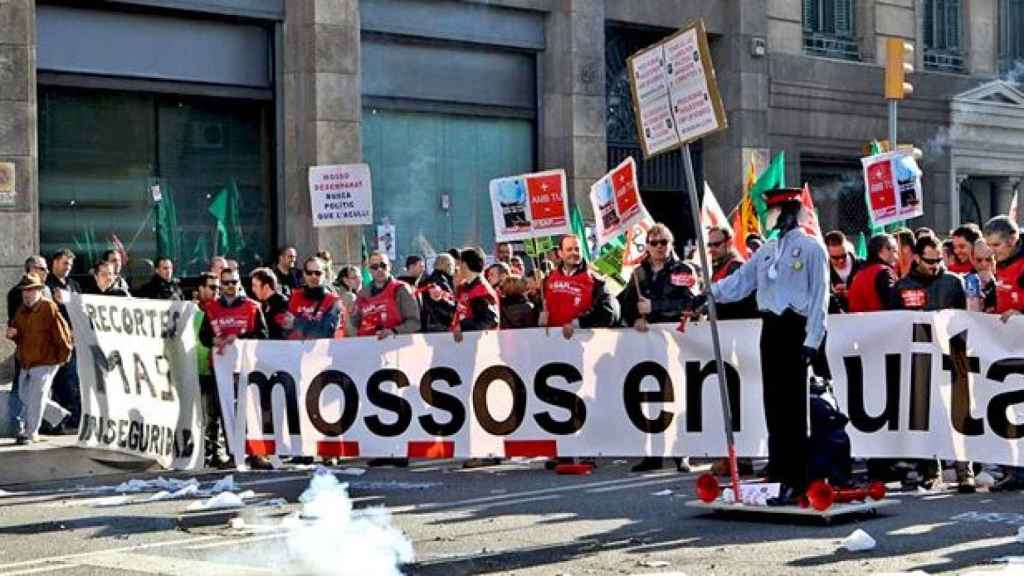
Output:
[696, 473, 722, 503]
[805, 480, 887, 511]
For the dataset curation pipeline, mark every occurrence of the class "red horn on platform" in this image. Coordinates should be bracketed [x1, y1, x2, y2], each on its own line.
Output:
[696, 473, 722, 503]
[805, 480, 887, 511]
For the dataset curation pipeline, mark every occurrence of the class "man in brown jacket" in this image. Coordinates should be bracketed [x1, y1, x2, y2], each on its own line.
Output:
[6, 276, 73, 444]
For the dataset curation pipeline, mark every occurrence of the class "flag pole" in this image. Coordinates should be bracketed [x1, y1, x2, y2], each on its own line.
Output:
[681, 143, 740, 503]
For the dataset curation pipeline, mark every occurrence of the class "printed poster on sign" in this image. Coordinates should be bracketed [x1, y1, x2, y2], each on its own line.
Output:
[377, 222, 397, 262]
[590, 157, 645, 246]
[626, 20, 727, 159]
[0, 162, 15, 207]
[490, 169, 570, 242]
[308, 164, 373, 227]
[861, 150, 924, 227]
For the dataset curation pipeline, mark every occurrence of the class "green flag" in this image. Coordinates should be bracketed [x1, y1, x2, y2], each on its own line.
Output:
[570, 205, 592, 262]
[154, 182, 179, 263]
[360, 233, 372, 286]
[208, 177, 245, 256]
[750, 152, 786, 226]
[855, 231, 868, 260]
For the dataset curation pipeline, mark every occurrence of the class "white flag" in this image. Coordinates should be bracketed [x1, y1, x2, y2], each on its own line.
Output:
[1011, 188, 1019, 224]
[701, 182, 732, 242]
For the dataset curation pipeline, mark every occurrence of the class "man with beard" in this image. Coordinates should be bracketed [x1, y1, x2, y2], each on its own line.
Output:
[250, 268, 291, 340]
[707, 226, 758, 320]
[136, 257, 184, 300]
[284, 256, 341, 340]
[620, 223, 696, 473]
[6, 276, 73, 445]
[539, 235, 619, 339]
[706, 187, 830, 505]
[949, 224, 981, 275]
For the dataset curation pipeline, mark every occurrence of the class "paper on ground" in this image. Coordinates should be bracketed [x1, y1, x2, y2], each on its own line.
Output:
[651, 489, 673, 496]
[186, 490, 256, 512]
[839, 529, 877, 552]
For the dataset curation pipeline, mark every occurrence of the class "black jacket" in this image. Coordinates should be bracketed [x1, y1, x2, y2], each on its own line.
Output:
[892, 267, 966, 311]
[711, 256, 759, 320]
[273, 266, 303, 297]
[419, 269, 456, 333]
[81, 278, 130, 298]
[262, 292, 291, 340]
[620, 256, 696, 326]
[135, 275, 184, 301]
[45, 273, 79, 323]
[456, 276, 499, 332]
[500, 293, 537, 329]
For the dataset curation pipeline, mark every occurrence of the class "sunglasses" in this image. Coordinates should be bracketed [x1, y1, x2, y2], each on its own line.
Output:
[707, 239, 727, 248]
[648, 239, 669, 247]
[921, 256, 943, 265]
[222, 279, 240, 286]
[829, 254, 848, 261]
[305, 270, 323, 276]
[369, 263, 388, 271]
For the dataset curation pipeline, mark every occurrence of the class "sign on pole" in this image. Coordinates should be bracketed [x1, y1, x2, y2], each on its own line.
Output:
[590, 157, 647, 246]
[490, 169, 571, 242]
[308, 163, 373, 227]
[626, 19, 728, 159]
[861, 149, 924, 227]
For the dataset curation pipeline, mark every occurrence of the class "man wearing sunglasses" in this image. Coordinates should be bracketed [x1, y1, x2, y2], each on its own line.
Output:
[348, 250, 421, 338]
[707, 226, 758, 320]
[283, 256, 342, 340]
[825, 231, 863, 313]
[892, 234, 966, 312]
[193, 273, 230, 468]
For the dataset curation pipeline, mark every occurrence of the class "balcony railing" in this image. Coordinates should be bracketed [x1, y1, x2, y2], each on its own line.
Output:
[925, 48, 966, 73]
[803, 32, 861, 61]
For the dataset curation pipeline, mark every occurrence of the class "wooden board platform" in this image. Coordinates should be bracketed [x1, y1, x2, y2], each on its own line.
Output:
[685, 498, 899, 523]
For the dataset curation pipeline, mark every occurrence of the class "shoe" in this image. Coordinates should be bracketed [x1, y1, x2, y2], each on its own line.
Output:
[956, 462, 976, 494]
[631, 458, 664, 473]
[369, 458, 410, 468]
[767, 485, 799, 507]
[676, 458, 692, 473]
[462, 458, 501, 469]
[289, 457, 314, 465]
[14, 436, 29, 446]
[247, 455, 274, 470]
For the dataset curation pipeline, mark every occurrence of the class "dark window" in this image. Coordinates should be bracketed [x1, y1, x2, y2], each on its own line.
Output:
[801, 156, 869, 237]
[39, 86, 275, 280]
[803, 0, 861, 61]
[924, 0, 965, 73]
[999, 0, 1024, 73]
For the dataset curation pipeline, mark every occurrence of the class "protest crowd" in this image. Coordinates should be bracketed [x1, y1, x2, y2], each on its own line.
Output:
[6, 203, 1024, 498]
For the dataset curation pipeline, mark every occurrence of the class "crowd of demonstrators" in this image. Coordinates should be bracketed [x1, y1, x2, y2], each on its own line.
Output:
[9, 211, 1024, 491]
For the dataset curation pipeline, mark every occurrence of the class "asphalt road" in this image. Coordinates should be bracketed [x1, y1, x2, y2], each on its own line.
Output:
[0, 459, 1022, 576]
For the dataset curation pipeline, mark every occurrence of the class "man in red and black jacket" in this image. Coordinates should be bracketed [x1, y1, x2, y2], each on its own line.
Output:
[346, 251, 421, 339]
[540, 235, 620, 339]
[707, 226, 758, 319]
[451, 247, 499, 341]
[286, 256, 342, 340]
[891, 234, 966, 312]
[200, 267, 269, 351]
[948, 223, 981, 275]
[847, 233, 899, 313]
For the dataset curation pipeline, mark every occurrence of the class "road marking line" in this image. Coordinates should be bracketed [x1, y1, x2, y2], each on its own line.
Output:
[390, 474, 680, 513]
[0, 535, 219, 573]
[586, 477, 685, 493]
[184, 533, 288, 551]
[76, 552, 274, 575]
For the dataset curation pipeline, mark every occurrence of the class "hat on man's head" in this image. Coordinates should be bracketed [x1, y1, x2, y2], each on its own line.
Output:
[764, 187, 804, 208]
[20, 275, 44, 291]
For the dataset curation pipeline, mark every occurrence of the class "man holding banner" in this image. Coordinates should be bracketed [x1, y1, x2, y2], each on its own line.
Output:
[705, 187, 830, 505]
[539, 235, 619, 339]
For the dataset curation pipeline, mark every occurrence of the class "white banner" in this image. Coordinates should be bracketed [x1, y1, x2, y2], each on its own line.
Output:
[308, 163, 373, 227]
[214, 311, 1024, 465]
[69, 294, 203, 469]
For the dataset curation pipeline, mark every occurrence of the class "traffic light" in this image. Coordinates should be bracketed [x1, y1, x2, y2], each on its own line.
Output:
[885, 38, 914, 100]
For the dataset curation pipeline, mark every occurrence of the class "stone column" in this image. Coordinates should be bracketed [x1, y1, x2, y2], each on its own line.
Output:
[995, 176, 1022, 220]
[0, 0, 37, 370]
[282, 0, 363, 265]
[539, 0, 606, 219]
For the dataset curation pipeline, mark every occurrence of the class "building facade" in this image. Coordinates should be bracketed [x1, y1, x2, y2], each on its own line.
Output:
[2, 0, 1024, 362]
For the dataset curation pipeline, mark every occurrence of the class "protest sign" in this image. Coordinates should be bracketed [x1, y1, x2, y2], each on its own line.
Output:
[627, 20, 727, 159]
[0, 162, 15, 207]
[590, 157, 645, 246]
[377, 222, 397, 261]
[68, 294, 202, 469]
[862, 150, 924, 227]
[215, 310, 1024, 466]
[490, 169, 570, 242]
[308, 164, 373, 227]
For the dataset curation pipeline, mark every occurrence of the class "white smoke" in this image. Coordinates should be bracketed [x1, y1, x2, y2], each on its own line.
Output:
[288, 468, 414, 575]
[209, 467, 414, 575]
[1004, 60, 1024, 86]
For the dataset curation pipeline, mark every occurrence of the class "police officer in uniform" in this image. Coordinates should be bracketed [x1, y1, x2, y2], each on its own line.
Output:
[705, 187, 830, 505]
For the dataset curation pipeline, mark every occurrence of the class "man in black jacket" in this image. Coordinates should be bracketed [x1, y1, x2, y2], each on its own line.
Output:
[136, 258, 184, 301]
[825, 230, 864, 313]
[250, 267, 291, 340]
[46, 249, 81, 431]
[892, 234, 966, 312]
[420, 254, 456, 332]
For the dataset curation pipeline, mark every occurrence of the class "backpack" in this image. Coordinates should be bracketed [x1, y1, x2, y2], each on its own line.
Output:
[808, 376, 852, 486]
